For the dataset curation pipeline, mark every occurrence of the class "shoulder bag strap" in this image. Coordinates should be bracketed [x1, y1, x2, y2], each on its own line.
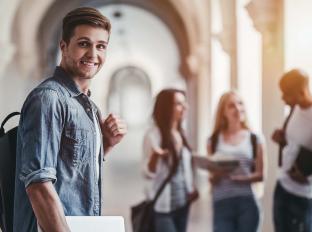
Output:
[278, 107, 295, 166]
[151, 154, 182, 205]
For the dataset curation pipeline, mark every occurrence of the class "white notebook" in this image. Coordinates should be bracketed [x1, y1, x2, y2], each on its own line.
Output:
[38, 216, 125, 232]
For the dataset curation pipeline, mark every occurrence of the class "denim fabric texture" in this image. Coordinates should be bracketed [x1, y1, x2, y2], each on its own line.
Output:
[13, 67, 104, 232]
[274, 181, 312, 232]
[154, 204, 189, 232]
[213, 196, 259, 232]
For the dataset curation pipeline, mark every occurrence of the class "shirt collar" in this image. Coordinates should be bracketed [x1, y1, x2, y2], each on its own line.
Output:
[53, 66, 91, 97]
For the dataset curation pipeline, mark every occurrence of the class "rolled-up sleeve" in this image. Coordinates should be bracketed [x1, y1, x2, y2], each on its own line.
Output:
[18, 88, 64, 188]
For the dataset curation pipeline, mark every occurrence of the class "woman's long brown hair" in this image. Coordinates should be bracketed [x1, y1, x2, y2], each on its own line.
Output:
[153, 89, 191, 165]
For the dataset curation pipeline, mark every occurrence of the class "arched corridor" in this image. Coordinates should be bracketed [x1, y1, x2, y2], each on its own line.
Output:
[1, 0, 312, 231]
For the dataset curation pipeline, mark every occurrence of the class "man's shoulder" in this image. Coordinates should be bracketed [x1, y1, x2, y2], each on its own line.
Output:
[22, 77, 67, 110]
[27, 77, 68, 100]
[36, 76, 66, 93]
[291, 105, 312, 127]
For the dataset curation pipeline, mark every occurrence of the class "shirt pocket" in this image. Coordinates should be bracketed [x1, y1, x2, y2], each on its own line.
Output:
[61, 128, 91, 167]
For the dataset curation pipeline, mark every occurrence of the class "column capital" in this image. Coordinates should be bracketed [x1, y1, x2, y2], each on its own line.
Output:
[215, 0, 237, 55]
[180, 43, 208, 78]
[213, 31, 233, 55]
[245, 0, 279, 34]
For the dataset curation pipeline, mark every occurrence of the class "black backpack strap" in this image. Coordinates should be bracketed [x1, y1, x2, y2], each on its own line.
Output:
[0, 112, 21, 137]
[250, 133, 257, 159]
[250, 132, 258, 172]
[210, 132, 219, 155]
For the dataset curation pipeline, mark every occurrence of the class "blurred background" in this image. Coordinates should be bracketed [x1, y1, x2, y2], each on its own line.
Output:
[1, 0, 312, 231]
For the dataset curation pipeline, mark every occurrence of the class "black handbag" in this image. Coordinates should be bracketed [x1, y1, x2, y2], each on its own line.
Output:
[131, 157, 180, 232]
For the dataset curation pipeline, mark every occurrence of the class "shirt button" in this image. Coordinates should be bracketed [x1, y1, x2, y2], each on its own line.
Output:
[86, 108, 91, 112]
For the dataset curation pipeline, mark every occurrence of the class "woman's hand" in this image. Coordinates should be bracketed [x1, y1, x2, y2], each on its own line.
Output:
[148, 148, 169, 173]
[154, 148, 170, 158]
[187, 189, 199, 203]
[230, 174, 249, 183]
[209, 169, 229, 185]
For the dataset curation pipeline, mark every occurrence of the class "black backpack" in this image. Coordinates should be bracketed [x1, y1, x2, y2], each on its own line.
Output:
[210, 131, 257, 171]
[0, 112, 20, 232]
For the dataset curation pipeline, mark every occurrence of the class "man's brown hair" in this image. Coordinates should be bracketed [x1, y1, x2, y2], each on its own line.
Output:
[62, 7, 111, 44]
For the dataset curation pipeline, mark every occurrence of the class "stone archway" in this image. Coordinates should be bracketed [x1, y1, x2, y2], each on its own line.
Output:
[37, 0, 196, 79]
[34, 0, 206, 148]
[107, 66, 152, 128]
[8, 0, 211, 151]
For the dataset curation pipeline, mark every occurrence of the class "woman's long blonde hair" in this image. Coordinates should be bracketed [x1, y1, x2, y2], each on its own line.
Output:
[211, 90, 249, 137]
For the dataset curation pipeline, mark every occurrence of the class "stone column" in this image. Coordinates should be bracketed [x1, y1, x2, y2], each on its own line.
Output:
[246, 0, 284, 231]
[217, 0, 238, 89]
[181, 0, 212, 153]
[184, 43, 211, 153]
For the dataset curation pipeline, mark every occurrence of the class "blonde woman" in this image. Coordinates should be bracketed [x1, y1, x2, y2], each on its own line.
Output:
[207, 91, 265, 232]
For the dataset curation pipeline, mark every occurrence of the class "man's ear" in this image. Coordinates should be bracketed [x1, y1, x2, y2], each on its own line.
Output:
[60, 40, 67, 52]
[301, 87, 310, 98]
[295, 89, 306, 103]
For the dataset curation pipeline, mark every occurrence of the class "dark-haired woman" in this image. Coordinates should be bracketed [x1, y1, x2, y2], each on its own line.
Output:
[142, 89, 197, 232]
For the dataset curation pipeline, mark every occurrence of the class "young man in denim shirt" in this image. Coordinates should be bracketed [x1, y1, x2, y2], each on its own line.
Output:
[13, 7, 127, 232]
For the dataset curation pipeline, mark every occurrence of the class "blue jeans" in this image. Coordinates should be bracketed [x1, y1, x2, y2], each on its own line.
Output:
[154, 205, 189, 232]
[273, 181, 312, 232]
[213, 196, 259, 232]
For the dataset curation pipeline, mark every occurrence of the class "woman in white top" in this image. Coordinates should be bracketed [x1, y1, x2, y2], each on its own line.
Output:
[207, 91, 265, 232]
[143, 89, 197, 232]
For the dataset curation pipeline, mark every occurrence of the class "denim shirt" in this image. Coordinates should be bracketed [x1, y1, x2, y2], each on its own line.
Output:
[13, 67, 105, 232]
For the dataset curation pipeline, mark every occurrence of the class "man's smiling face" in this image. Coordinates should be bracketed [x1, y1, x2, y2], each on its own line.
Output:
[60, 24, 110, 80]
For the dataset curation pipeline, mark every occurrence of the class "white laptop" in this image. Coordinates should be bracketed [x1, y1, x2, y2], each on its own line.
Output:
[38, 216, 125, 232]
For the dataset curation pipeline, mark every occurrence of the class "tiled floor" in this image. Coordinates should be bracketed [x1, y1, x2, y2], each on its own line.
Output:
[102, 129, 213, 232]
[7, 129, 213, 232]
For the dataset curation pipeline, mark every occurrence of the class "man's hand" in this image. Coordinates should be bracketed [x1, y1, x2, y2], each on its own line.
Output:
[288, 165, 309, 185]
[271, 128, 286, 146]
[100, 114, 127, 154]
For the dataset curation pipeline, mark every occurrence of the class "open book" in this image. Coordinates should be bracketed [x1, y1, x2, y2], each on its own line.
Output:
[193, 152, 240, 172]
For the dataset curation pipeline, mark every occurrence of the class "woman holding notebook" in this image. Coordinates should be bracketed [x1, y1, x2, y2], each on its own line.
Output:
[207, 91, 265, 232]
